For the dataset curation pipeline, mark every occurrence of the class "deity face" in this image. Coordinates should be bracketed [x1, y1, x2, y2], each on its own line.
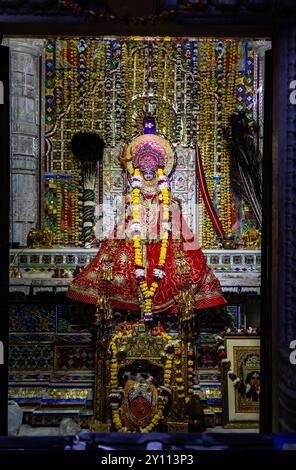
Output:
[141, 169, 156, 182]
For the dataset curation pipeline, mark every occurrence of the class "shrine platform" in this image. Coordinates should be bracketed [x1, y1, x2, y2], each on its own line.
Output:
[9, 248, 261, 295]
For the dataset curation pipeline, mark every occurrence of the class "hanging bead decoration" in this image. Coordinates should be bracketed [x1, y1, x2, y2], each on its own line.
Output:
[119, 42, 127, 140]
[134, 46, 143, 134]
[174, 42, 183, 146]
[44, 175, 57, 234]
[196, 40, 216, 248]
[157, 42, 165, 136]
[97, 40, 106, 140]
[184, 42, 191, 144]
[54, 175, 62, 245]
[190, 41, 199, 145]
[125, 42, 133, 140]
[104, 41, 113, 145]
[220, 41, 241, 235]
[87, 39, 95, 131]
[163, 41, 174, 143]
[45, 40, 55, 165]
[215, 41, 225, 235]
[71, 162, 80, 246]
[77, 166, 84, 246]
[45, 37, 255, 248]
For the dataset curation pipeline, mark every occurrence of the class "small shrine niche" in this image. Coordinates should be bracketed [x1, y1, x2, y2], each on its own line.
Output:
[7, 35, 268, 433]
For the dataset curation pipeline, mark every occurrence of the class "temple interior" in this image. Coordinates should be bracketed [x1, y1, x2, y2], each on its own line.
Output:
[6, 36, 270, 435]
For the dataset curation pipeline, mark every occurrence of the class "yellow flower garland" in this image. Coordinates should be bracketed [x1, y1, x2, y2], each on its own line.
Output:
[132, 168, 170, 319]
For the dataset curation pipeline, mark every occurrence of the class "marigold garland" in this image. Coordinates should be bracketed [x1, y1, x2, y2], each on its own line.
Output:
[131, 168, 170, 322]
[187, 343, 194, 396]
[174, 343, 186, 399]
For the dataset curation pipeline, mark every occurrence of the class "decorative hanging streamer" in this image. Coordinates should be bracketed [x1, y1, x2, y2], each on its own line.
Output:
[195, 145, 225, 239]
[82, 186, 96, 247]
[70, 131, 105, 248]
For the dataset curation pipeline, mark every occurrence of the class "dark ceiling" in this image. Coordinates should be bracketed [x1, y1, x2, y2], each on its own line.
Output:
[0, 1, 294, 36]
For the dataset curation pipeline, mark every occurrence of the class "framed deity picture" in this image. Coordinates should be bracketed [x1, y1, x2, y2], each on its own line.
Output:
[222, 335, 260, 428]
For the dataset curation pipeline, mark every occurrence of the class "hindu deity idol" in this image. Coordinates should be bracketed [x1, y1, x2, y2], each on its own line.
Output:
[119, 374, 159, 432]
[67, 118, 226, 322]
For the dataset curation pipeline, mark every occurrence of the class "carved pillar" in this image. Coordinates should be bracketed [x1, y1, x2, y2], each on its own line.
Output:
[7, 39, 45, 246]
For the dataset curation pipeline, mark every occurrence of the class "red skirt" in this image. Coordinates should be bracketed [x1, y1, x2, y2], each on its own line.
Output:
[67, 239, 226, 313]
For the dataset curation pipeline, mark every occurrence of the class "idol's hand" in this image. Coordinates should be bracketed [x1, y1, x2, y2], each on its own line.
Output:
[119, 143, 130, 168]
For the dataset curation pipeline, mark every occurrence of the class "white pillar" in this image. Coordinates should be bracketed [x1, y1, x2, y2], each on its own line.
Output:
[6, 39, 45, 247]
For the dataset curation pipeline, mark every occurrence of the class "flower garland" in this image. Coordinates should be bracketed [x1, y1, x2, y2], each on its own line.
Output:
[197, 40, 216, 248]
[157, 43, 165, 135]
[195, 40, 245, 247]
[109, 330, 174, 433]
[44, 175, 58, 234]
[71, 162, 80, 246]
[45, 40, 55, 136]
[125, 43, 133, 140]
[164, 42, 174, 142]
[45, 38, 254, 248]
[173, 341, 196, 402]
[174, 342, 186, 399]
[215, 326, 260, 388]
[63, 176, 69, 245]
[164, 337, 192, 402]
[135, 47, 145, 134]
[131, 167, 170, 322]
[174, 43, 182, 145]
[219, 41, 241, 234]
[54, 175, 62, 245]
[187, 343, 194, 396]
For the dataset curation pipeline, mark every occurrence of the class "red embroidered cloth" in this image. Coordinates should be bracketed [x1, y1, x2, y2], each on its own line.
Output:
[68, 193, 226, 312]
[67, 237, 226, 313]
